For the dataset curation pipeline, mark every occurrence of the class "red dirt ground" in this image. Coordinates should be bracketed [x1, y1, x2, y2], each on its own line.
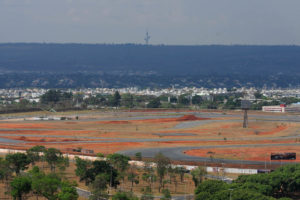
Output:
[97, 115, 208, 125]
[0, 123, 52, 129]
[0, 129, 93, 135]
[185, 146, 300, 162]
[99, 121, 131, 124]
[0, 135, 84, 143]
[0, 110, 298, 169]
[247, 124, 288, 135]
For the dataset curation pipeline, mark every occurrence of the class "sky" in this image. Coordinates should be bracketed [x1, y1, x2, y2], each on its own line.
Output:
[0, 0, 300, 45]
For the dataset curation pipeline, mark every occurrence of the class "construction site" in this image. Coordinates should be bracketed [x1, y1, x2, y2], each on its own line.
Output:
[0, 109, 299, 171]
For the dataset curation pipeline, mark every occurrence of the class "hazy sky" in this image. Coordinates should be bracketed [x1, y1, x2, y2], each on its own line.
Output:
[1, 0, 300, 45]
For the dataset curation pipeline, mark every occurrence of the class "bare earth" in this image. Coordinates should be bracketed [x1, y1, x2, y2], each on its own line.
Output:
[1, 109, 300, 168]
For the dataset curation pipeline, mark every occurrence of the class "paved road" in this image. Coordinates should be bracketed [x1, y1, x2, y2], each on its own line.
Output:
[1, 132, 300, 144]
[0, 137, 24, 143]
[76, 187, 193, 200]
[76, 188, 91, 199]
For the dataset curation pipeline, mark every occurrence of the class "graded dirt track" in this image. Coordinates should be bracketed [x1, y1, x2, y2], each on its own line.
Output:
[1, 110, 300, 167]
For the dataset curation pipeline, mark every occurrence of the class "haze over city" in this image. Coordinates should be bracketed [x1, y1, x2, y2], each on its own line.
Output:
[1, 0, 300, 45]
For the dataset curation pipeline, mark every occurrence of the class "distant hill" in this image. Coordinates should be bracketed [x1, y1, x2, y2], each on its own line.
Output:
[0, 43, 300, 88]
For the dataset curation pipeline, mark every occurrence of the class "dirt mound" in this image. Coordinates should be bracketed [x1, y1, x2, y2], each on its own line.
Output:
[176, 115, 205, 121]
[132, 115, 208, 124]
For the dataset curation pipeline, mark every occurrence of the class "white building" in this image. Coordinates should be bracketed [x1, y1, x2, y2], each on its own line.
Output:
[262, 105, 285, 113]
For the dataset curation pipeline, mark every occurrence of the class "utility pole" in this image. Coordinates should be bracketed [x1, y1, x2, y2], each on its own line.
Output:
[229, 189, 233, 200]
[265, 153, 267, 169]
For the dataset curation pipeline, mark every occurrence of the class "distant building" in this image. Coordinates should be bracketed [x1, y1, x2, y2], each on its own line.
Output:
[262, 104, 286, 113]
[285, 102, 300, 113]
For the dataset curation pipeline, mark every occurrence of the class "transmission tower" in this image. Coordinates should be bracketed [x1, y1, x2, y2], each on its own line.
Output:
[144, 31, 150, 45]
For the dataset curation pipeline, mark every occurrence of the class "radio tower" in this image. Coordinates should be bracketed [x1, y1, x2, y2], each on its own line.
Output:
[144, 31, 150, 45]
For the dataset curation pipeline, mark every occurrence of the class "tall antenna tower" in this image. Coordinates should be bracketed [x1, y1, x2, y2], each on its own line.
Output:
[144, 31, 150, 45]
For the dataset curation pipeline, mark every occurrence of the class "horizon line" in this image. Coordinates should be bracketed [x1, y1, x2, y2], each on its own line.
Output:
[0, 42, 300, 47]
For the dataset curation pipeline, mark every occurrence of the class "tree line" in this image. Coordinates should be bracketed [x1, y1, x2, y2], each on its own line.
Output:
[0, 146, 199, 200]
[2, 145, 299, 200]
[2, 89, 300, 113]
[194, 164, 300, 200]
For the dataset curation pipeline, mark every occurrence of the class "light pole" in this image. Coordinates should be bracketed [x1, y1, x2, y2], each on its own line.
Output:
[240, 152, 244, 169]
[221, 162, 225, 180]
[184, 181, 187, 200]
[229, 189, 233, 200]
[265, 153, 267, 169]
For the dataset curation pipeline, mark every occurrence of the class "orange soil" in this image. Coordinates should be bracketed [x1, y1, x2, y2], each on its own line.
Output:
[165, 121, 291, 139]
[0, 123, 52, 129]
[126, 109, 225, 113]
[126, 109, 196, 113]
[247, 125, 287, 135]
[0, 129, 94, 136]
[0, 141, 145, 155]
[0, 111, 298, 167]
[185, 146, 300, 162]
[133, 115, 208, 123]
[32, 142, 144, 154]
[100, 121, 131, 124]
[0, 135, 85, 143]
[96, 115, 207, 125]
[159, 138, 297, 146]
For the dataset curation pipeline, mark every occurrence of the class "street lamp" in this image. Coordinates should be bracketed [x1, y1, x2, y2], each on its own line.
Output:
[228, 189, 234, 200]
[221, 162, 225, 179]
[265, 153, 267, 169]
[184, 180, 187, 200]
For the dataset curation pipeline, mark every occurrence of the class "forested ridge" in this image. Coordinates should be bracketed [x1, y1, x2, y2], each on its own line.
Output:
[0, 43, 300, 88]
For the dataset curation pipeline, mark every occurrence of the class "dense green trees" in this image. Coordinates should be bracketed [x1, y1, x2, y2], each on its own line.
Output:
[192, 95, 202, 104]
[112, 191, 138, 200]
[26, 145, 46, 165]
[0, 157, 13, 191]
[110, 91, 121, 107]
[121, 93, 134, 108]
[44, 148, 69, 172]
[10, 88, 294, 112]
[57, 182, 78, 200]
[74, 157, 91, 181]
[75, 153, 133, 199]
[160, 189, 172, 200]
[191, 166, 207, 187]
[10, 175, 32, 200]
[135, 152, 142, 161]
[26, 167, 78, 200]
[75, 157, 119, 187]
[107, 153, 131, 179]
[4, 146, 77, 200]
[178, 95, 190, 105]
[89, 173, 110, 200]
[6, 153, 31, 175]
[147, 98, 161, 108]
[6, 147, 300, 200]
[41, 90, 73, 104]
[194, 164, 300, 200]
